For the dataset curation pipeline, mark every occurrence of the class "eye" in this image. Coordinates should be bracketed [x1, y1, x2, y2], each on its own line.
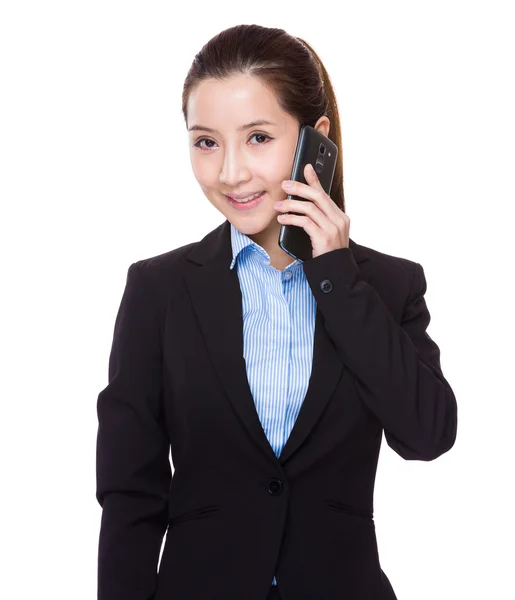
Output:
[249, 133, 272, 146]
[193, 132, 273, 151]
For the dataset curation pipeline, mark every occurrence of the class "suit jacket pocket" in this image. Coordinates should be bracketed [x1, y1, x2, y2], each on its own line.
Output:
[168, 504, 221, 529]
[325, 499, 374, 522]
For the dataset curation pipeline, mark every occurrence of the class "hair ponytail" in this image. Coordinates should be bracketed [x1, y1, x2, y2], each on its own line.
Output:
[294, 36, 345, 211]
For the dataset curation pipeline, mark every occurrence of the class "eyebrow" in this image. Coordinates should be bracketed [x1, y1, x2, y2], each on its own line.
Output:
[188, 119, 277, 133]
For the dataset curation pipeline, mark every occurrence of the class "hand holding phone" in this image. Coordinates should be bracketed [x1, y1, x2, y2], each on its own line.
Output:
[278, 125, 338, 261]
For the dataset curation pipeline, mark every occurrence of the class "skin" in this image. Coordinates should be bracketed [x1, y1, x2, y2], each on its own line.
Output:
[187, 73, 349, 270]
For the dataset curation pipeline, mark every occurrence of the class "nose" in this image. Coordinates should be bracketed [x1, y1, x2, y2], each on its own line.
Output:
[219, 146, 250, 187]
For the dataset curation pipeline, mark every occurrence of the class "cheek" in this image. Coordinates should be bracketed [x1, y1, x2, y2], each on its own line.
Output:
[191, 156, 216, 188]
[257, 152, 293, 185]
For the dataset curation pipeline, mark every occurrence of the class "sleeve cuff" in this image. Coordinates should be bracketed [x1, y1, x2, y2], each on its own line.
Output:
[302, 247, 363, 294]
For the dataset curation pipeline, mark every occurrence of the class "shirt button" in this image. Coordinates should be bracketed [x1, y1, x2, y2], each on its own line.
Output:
[320, 279, 333, 293]
[283, 271, 292, 280]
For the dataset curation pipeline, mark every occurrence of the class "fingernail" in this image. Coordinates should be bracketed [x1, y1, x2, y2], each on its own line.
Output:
[283, 180, 293, 188]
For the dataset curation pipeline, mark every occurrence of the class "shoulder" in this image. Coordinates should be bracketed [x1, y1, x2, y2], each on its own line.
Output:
[353, 238, 419, 276]
[350, 239, 424, 313]
[127, 241, 199, 296]
[133, 241, 198, 270]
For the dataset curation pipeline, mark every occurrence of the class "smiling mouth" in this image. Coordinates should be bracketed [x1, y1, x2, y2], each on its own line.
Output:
[225, 191, 265, 203]
[226, 191, 266, 209]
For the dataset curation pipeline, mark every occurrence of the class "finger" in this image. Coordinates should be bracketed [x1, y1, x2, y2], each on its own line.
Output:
[278, 204, 328, 229]
[277, 214, 317, 232]
[304, 163, 325, 191]
[281, 179, 319, 202]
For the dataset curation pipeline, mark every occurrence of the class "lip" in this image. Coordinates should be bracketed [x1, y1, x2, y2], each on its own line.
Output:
[226, 191, 266, 211]
[225, 191, 265, 200]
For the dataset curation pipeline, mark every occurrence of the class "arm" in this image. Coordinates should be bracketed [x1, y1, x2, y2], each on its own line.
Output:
[96, 262, 172, 600]
[303, 248, 458, 461]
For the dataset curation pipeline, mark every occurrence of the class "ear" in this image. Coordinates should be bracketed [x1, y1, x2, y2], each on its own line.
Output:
[314, 115, 330, 138]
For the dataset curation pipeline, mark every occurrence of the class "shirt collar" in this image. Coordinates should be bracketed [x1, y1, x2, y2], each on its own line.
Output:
[229, 222, 270, 270]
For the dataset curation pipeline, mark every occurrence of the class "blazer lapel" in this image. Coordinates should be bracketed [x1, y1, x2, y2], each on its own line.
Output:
[184, 220, 370, 465]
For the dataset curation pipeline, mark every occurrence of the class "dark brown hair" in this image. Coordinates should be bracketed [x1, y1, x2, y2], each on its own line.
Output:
[182, 24, 346, 212]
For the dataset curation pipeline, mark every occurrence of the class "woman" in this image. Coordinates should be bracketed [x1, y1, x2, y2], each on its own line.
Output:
[96, 24, 458, 600]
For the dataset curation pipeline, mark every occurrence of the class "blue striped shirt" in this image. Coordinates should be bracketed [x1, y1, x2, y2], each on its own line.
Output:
[229, 223, 317, 587]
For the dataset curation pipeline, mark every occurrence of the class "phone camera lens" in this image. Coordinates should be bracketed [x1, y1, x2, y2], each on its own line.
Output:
[320, 145, 326, 155]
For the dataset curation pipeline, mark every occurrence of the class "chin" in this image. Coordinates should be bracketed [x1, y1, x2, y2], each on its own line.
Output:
[229, 213, 278, 236]
[212, 191, 282, 234]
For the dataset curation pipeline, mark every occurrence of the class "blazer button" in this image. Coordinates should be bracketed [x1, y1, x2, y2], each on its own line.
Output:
[268, 478, 283, 495]
[320, 279, 333, 293]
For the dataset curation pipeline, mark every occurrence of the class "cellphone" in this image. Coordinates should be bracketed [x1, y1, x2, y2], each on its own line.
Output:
[278, 125, 338, 261]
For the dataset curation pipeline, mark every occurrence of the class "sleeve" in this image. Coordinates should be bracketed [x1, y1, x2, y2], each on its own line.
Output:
[303, 247, 458, 461]
[96, 262, 172, 600]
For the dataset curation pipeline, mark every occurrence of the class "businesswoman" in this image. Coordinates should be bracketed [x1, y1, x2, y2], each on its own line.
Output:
[96, 24, 458, 600]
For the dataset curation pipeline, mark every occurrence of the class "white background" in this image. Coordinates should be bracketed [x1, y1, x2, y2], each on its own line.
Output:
[1, 1, 513, 598]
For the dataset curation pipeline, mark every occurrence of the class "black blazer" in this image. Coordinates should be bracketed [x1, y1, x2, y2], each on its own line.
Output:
[96, 219, 458, 600]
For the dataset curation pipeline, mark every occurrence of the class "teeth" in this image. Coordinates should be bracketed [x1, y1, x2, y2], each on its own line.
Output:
[232, 191, 264, 203]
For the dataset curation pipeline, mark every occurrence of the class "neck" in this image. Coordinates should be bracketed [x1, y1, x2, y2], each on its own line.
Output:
[247, 222, 297, 271]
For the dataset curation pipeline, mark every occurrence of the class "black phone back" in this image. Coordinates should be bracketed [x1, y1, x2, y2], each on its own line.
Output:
[278, 125, 338, 261]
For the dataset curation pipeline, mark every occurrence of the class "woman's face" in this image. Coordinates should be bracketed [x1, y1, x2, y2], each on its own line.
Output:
[186, 73, 328, 245]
